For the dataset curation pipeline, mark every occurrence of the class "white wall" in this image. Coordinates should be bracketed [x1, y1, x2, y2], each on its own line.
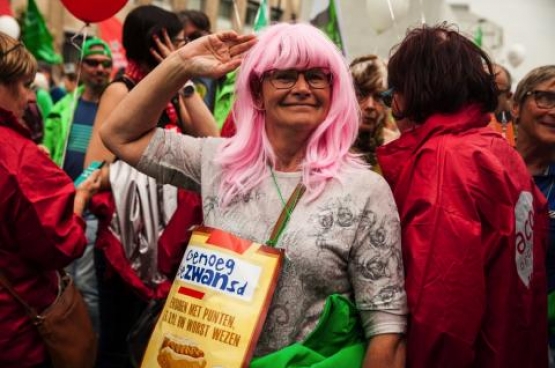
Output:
[301, 0, 457, 60]
[301, 0, 555, 86]
[446, 0, 555, 86]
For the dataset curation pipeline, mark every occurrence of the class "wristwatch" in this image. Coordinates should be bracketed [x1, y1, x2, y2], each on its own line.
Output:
[181, 80, 196, 98]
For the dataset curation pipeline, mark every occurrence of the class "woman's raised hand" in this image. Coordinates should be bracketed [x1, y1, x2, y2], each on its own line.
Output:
[150, 29, 178, 63]
[176, 31, 257, 79]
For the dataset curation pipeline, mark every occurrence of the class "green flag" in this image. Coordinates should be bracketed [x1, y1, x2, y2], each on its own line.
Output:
[214, 70, 237, 129]
[474, 23, 483, 48]
[253, 0, 270, 33]
[214, 0, 270, 131]
[21, 0, 62, 64]
[310, 0, 346, 55]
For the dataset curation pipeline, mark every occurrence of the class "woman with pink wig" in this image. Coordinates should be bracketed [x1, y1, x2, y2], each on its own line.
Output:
[100, 23, 406, 366]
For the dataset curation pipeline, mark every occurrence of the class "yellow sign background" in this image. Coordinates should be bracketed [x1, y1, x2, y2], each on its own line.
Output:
[141, 227, 283, 368]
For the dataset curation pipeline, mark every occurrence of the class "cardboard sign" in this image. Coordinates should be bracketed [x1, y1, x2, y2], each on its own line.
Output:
[141, 226, 283, 368]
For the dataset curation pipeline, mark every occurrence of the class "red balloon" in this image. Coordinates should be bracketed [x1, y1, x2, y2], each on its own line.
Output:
[60, 0, 128, 24]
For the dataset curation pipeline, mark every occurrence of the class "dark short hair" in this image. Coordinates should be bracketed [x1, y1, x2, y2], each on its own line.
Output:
[387, 23, 497, 123]
[122, 5, 183, 69]
[178, 10, 211, 34]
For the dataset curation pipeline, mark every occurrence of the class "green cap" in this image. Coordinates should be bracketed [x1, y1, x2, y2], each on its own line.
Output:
[82, 37, 112, 59]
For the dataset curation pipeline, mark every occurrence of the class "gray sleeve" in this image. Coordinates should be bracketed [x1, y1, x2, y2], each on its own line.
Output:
[348, 175, 407, 337]
[359, 310, 406, 338]
[136, 128, 203, 190]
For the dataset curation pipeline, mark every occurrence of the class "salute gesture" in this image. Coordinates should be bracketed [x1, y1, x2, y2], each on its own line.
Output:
[177, 31, 257, 79]
[100, 31, 257, 165]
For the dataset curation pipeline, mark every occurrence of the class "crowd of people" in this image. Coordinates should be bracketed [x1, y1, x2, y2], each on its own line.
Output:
[0, 4, 554, 368]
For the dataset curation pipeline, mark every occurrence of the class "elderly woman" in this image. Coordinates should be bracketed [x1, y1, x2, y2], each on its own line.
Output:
[349, 55, 399, 170]
[513, 65, 555, 366]
[0, 34, 99, 367]
[100, 23, 407, 366]
[377, 23, 547, 368]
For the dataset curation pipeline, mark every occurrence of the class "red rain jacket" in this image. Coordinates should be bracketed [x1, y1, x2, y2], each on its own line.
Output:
[378, 105, 548, 368]
[0, 109, 87, 367]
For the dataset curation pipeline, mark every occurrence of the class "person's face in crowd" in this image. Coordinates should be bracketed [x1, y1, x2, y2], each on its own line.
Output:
[494, 66, 512, 115]
[0, 76, 35, 119]
[514, 77, 555, 145]
[388, 91, 414, 134]
[172, 30, 188, 48]
[80, 46, 112, 92]
[183, 23, 208, 41]
[184, 23, 199, 38]
[261, 68, 332, 134]
[355, 87, 387, 136]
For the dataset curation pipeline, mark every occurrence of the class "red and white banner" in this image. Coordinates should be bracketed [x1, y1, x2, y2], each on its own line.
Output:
[98, 16, 127, 76]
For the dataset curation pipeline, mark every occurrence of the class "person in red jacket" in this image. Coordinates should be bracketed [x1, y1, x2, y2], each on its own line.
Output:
[377, 23, 548, 368]
[0, 34, 100, 368]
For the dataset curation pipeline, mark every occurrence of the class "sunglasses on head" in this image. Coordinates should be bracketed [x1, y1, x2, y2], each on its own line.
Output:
[379, 88, 394, 108]
[0, 43, 22, 58]
[82, 58, 112, 68]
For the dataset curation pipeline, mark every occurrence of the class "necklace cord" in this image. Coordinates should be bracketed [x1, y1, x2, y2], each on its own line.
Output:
[267, 168, 305, 247]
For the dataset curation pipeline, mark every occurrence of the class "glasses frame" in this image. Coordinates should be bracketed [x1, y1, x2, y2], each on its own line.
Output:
[0, 43, 22, 58]
[525, 90, 555, 110]
[379, 88, 394, 108]
[263, 68, 333, 90]
[82, 58, 112, 69]
[355, 87, 389, 105]
[171, 37, 189, 48]
[496, 86, 512, 96]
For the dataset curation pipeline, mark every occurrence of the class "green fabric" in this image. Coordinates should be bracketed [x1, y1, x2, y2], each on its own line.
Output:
[21, 0, 62, 64]
[82, 37, 112, 58]
[549, 291, 555, 336]
[474, 24, 483, 47]
[250, 295, 366, 368]
[215, 0, 268, 130]
[35, 88, 53, 118]
[325, 0, 344, 53]
[253, 0, 269, 32]
[43, 86, 84, 167]
[214, 71, 237, 129]
[310, 0, 345, 55]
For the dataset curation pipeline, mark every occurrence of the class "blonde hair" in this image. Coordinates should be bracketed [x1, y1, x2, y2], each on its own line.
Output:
[349, 55, 387, 94]
[0, 33, 37, 84]
[513, 65, 555, 106]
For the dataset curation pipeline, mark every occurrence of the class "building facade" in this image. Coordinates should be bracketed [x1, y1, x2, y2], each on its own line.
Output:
[13, 0, 302, 54]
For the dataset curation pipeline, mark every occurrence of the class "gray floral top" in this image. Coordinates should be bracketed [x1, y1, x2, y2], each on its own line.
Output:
[137, 129, 407, 355]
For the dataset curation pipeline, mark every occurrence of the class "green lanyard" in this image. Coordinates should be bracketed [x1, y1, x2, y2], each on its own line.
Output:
[266, 169, 306, 247]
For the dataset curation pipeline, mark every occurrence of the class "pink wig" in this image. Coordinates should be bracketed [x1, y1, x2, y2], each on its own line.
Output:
[215, 23, 364, 206]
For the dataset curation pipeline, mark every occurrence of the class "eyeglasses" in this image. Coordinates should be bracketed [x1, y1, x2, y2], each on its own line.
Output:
[525, 90, 555, 110]
[82, 58, 112, 68]
[263, 68, 332, 89]
[496, 86, 511, 96]
[355, 88, 387, 105]
[171, 37, 189, 48]
[379, 88, 394, 108]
